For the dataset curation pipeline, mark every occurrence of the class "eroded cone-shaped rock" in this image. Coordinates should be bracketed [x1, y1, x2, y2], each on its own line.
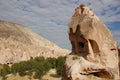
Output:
[62, 5, 119, 80]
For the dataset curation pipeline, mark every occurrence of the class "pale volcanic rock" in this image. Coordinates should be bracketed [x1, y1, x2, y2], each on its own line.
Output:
[62, 5, 119, 80]
[0, 20, 70, 64]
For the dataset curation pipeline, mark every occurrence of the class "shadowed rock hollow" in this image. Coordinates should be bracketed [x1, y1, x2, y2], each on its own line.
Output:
[62, 5, 119, 80]
[0, 20, 70, 64]
[118, 46, 120, 76]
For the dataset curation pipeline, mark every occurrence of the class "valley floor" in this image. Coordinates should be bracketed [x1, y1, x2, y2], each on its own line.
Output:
[6, 69, 61, 80]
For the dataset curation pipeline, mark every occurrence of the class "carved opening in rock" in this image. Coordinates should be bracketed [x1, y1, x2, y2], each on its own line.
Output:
[76, 24, 81, 34]
[80, 4, 85, 14]
[110, 48, 116, 51]
[71, 41, 75, 51]
[78, 42, 84, 48]
[7, 62, 13, 65]
[89, 39, 100, 53]
[69, 24, 89, 55]
[92, 70, 114, 79]
[75, 25, 88, 55]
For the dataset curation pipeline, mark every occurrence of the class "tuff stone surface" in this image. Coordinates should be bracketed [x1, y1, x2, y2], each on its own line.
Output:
[0, 20, 70, 64]
[62, 5, 119, 80]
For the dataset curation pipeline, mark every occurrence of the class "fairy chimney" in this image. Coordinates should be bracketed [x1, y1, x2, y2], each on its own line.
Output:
[62, 4, 119, 80]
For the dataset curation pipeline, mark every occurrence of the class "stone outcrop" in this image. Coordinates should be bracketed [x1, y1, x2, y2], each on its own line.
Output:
[62, 5, 119, 80]
[118, 46, 120, 76]
[0, 20, 70, 64]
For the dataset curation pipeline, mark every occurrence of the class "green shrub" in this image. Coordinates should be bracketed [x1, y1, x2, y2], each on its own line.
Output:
[72, 56, 79, 60]
[0, 56, 67, 79]
[34, 56, 45, 62]
[11, 63, 19, 75]
[0, 64, 10, 79]
[33, 61, 48, 79]
[46, 57, 56, 68]
[56, 56, 66, 76]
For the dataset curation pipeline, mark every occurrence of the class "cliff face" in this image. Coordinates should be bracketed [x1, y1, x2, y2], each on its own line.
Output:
[118, 46, 120, 76]
[62, 5, 119, 80]
[0, 20, 69, 64]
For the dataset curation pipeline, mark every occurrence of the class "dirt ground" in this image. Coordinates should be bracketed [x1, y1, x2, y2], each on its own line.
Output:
[6, 69, 61, 80]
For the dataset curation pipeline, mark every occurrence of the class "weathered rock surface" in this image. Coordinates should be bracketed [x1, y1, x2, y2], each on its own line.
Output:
[62, 5, 119, 80]
[0, 20, 70, 64]
[118, 46, 120, 77]
[118, 46, 120, 54]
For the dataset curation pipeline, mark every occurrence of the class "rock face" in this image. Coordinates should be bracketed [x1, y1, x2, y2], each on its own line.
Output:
[62, 5, 119, 80]
[0, 20, 70, 64]
[118, 46, 120, 76]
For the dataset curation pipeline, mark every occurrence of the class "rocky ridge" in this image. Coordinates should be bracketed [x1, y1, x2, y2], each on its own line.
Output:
[0, 20, 70, 64]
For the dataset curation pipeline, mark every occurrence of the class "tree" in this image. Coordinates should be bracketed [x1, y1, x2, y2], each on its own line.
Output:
[33, 62, 45, 79]
[11, 63, 19, 75]
[56, 56, 66, 76]
[0, 64, 10, 79]
[46, 57, 56, 68]
[34, 56, 45, 62]
[0, 56, 66, 79]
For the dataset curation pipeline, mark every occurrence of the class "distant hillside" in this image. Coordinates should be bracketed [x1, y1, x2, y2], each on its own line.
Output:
[0, 20, 70, 64]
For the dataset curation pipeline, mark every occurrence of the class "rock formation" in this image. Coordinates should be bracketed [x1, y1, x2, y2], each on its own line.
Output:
[118, 46, 120, 54]
[0, 20, 70, 64]
[62, 5, 119, 80]
[118, 46, 120, 76]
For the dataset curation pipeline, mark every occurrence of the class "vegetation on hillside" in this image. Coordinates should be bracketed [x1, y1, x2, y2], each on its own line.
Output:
[0, 56, 66, 80]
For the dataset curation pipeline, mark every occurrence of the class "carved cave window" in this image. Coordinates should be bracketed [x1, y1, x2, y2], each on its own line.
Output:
[78, 42, 84, 48]
[71, 41, 75, 50]
[89, 39, 99, 53]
